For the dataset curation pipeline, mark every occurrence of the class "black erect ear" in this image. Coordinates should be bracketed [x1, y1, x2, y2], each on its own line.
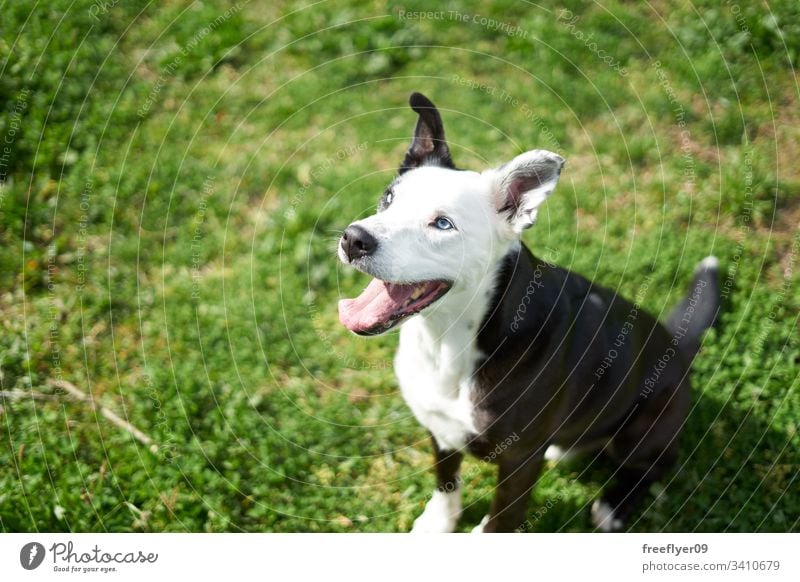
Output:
[398, 92, 455, 174]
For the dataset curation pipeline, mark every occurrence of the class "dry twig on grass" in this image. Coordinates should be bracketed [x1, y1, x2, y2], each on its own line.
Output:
[47, 379, 159, 454]
[0, 389, 58, 402]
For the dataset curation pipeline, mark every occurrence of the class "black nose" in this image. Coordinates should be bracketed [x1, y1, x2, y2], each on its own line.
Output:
[341, 224, 378, 262]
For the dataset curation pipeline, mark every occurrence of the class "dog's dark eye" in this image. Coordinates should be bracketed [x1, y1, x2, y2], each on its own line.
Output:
[432, 216, 455, 230]
[378, 190, 394, 212]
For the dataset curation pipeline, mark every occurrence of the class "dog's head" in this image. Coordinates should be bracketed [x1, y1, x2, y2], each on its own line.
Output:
[338, 92, 565, 335]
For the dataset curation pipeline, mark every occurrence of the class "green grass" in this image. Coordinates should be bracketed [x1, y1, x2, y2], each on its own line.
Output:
[1, 0, 798, 532]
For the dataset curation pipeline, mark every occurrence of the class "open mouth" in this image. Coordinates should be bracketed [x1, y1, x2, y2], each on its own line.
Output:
[338, 279, 452, 335]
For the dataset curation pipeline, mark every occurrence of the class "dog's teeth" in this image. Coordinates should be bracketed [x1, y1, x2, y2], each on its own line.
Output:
[410, 285, 426, 300]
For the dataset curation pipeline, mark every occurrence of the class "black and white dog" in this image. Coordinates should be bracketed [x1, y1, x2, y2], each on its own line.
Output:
[337, 93, 719, 532]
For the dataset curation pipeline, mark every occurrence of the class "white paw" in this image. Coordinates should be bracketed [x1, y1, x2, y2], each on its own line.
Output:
[411, 489, 461, 533]
[471, 514, 490, 533]
[544, 445, 575, 462]
[591, 500, 623, 532]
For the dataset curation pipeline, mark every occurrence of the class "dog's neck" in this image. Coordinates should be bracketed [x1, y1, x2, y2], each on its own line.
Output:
[401, 240, 521, 389]
[421, 240, 519, 331]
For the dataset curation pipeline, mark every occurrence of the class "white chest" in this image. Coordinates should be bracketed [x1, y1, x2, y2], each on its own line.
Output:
[394, 316, 482, 451]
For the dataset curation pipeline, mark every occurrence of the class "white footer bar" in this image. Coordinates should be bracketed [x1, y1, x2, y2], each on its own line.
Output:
[1, 533, 797, 581]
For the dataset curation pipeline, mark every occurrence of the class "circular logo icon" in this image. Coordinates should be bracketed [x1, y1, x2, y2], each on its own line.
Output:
[20, 542, 45, 570]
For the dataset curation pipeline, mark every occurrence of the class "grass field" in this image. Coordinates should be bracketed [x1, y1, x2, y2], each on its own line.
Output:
[1, 0, 798, 532]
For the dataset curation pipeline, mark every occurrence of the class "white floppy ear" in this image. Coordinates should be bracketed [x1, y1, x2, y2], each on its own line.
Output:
[490, 149, 565, 234]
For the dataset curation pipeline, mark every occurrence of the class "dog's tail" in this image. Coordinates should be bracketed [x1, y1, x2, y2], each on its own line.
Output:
[664, 256, 721, 361]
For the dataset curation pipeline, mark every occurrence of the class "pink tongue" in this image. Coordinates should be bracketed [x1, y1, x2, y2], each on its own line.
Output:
[338, 279, 416, 333]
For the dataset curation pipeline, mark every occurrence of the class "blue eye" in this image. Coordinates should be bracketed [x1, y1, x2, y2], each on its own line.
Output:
[385, 192, 393, 205]
[433, 216, 455, 230]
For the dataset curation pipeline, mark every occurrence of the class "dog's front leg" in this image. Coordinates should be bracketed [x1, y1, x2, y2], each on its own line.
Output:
[411, 436, 463, 533]
[474, 453, 544, 533]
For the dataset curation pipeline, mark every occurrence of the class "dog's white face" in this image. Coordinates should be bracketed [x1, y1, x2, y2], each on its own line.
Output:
[338, 93, 564, 335]
[339, 166, 498, 286]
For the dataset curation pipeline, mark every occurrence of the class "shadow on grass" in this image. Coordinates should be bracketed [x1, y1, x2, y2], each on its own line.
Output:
[458, 390, 798, 533]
